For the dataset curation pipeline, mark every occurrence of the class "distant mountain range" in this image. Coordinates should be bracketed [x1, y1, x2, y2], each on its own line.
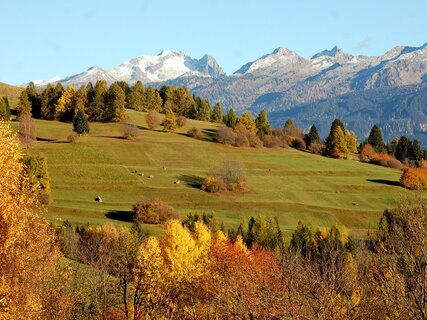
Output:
[30, 43, 427, 144]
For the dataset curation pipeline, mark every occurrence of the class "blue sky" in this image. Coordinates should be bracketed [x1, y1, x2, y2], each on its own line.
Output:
[1, 0, 426, 85]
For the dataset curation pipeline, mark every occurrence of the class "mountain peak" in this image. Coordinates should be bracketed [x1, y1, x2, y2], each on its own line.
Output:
[311, 46, 342, 59]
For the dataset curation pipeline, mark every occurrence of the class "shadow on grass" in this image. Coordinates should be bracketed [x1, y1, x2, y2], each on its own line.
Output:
[97, 135, 127, 140]
[203, 128, 216, 141]
[178, 174, 204, 189]
[367, 179, 401, 187]
[105, 210, 134, 222]
[36, 137, 56, 142]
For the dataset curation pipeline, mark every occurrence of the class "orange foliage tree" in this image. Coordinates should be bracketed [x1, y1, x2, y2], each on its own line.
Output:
[400, 167, 427, 190]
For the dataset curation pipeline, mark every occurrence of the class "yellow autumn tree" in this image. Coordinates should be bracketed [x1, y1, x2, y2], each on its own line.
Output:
[55, 85, 84, 121]
[0, 121, 69, 319]
[237, 111, 257, 134]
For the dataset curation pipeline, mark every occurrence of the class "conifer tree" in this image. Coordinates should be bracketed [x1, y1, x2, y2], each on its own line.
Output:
[163, 109, 177, 132]
[176, 87, 196, 118]
[345, 130, 359, 154]
[237, 111, 257, 133]
[0, 97, 10, 120]
[144, 86, 163, 112]
[367, 124, 385, 153]
[225, 108, 237, 128]
[255, 110, 271, 137]
[90, 80, 108, 122]
[326, 121, 348, 158]
[73, 110, 90, 135]
[395, 136, 410, 162]
[17, 91, 32, 116]
[283, 119, 298, 136]
[25, 82, 42, 118]
[128, 81, 145, 111]
[55, 86, 80, 122]
[409, 139, 422, 161]
[196, 99, 211, 121]
[106, 83, 126, 122]
[40, 84, 58, 120]
[305, 124, 320, 147]
[212, 102, 223, 123]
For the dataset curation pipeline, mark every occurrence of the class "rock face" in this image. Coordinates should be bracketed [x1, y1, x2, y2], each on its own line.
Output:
[31, 43, 427, 144]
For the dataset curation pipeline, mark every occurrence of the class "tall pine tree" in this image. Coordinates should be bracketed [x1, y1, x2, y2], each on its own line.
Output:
[225, 108, 237, 128]
[89, 80, 108, 122]
[367, 124, 385, 153]
[305, 124, 320, 147]
[73, 110, 90, 135]
[128, 81, 145, 111]
[106, 83, 126, 122]
[255, 110, 271, 137]
[211, 102, 223, 123]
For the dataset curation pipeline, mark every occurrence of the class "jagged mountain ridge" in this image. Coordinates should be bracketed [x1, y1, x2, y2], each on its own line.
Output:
[31, 43, 427, 144]
[51, 50, 225, 88]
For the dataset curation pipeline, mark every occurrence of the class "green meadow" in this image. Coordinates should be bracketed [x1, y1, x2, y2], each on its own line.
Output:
[21, 109, 415, 237]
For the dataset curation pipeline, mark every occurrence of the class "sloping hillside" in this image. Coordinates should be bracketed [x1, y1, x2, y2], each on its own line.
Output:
[18, 109, 414, 237]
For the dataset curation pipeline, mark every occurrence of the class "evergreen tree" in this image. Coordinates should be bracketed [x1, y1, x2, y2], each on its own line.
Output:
[144, 86, 163, 112]
[409, 139, 422, 162]
[367, 124, 385, 153]
[305, 124, 320, 147]
[25, 82, 42, 118]
[170, 87, 195, 118]
[255, 110, 272, 137]
[325, 118, 346, 156]
[395, 136, 410, 162]
[17, 91, 32, 116]
[225, 108, 237, 128]
[40, 84, 58, 120]
[128, 81, 145, 111]
[212, 102, 223, 123]
[283, 119, 298, 136]
[0, 97, 10, 120]
[345, 130, 359, 154]
[54, 86, 81, 122]
[163, 109, 177, 132]
[237, 111, 257, 133]
[326, 124, 348, 158]
[196, 98, 211, 121]
[73, 110, 90, 135]
[89, 80, 108, 122]
[23, 152, 51, 203]
[106, 83, 126, 122]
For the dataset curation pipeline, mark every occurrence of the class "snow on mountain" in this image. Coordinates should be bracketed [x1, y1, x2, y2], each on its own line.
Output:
[43, 51, 225, 87]
[234, 47, 305, 74]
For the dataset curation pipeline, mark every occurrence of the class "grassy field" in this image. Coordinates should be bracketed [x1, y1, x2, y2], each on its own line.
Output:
[0, 82, 24, 108]
[18, 109, 418, 237]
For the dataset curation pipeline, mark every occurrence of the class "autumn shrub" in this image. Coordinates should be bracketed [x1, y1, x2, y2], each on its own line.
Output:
[201, 176, 227, 193]
[290, 137, 306, 150]
[146, 109, 161, 130]
[123, 123, 138, 140]
[67, 132, 79, 144]
[262, 135, 281, 148]
[177, 115, 187, 128]
[400, 168, 427, 190]
[309, 142, 324, 155]
[202, 160, 249, 193]
[359, 144, 376, 161]
[187, 127, 202, 138]
[247, 131, 263, 148]
[370, 157, 403, 170]
[234, 132, 250, 147]
[215, 125, 236, 145]
[133, 198, 180, 224]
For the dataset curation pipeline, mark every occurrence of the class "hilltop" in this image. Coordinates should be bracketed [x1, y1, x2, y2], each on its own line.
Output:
[19, 109, 412, 237]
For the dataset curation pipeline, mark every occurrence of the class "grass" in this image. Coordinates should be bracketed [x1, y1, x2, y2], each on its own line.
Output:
[16, 109, 420, 237]
[0, 82, 24, 108]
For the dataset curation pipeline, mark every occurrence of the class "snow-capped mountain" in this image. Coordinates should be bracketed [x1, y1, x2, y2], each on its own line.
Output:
[27, 43, 427, 145]
[53, 50, 225, 87]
